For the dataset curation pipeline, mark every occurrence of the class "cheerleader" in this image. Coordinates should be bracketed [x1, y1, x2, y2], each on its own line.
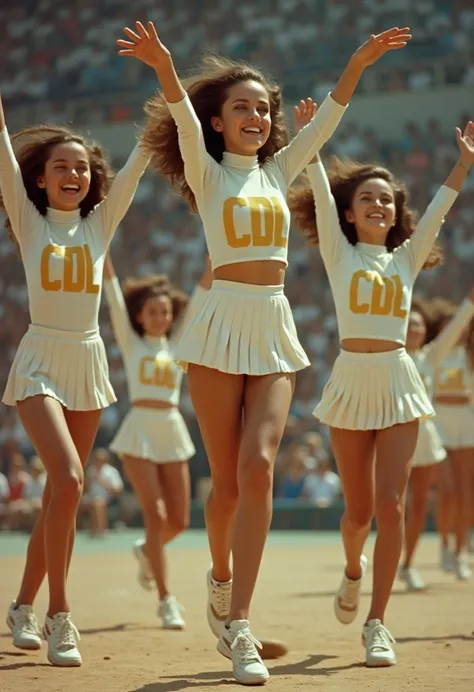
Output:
[103, 254, 211, 628]
[0, 76, 151, 665]
[400, 292, 474, 590]
[289, 103, 474, 666]
[116, 18, 410, 685]
[430, 296, 474, 579]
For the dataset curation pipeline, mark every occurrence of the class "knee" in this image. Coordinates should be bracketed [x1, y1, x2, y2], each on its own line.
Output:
[375, 492, 404, 525]
[51, 467, 84, 506]
[344, 507, 373, 532]
[168, 512, 190, 534]
[208, 480, 239, 513]
[142, 499, 167, 531]
[238, 450, 274, 497]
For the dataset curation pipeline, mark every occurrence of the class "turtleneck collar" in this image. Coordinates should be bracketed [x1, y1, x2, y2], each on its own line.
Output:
[143, 334, 168, 349]
[356, 242, 389, 256]
[46, 207, 81, 224]
[222, 151, 259, 171]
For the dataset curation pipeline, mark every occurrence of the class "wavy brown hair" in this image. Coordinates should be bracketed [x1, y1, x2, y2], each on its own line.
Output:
[288, 158, 443, 270]
[410, 295, 436, 344]
[0, 125, 113, 246]
[142, 54, 288, 212]
[122, 275, 189, 337]
[430, 296, 474, 367]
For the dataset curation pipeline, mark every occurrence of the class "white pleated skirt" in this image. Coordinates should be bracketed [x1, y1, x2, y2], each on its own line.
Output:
[173, 280, 310, 375]
[434, 404, 474, 449]
[412, 419, 447, 467]
[3, 324, 116, 410]
[314, 348, 434, 431]
[110, 407, 195, 463]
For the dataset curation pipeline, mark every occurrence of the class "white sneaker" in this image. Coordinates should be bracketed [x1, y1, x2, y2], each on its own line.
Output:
[43, 612, 81, 667]
[207, 569, 232, 638]
[133, 538, 154, 591]
[440, 545, 455, 573]
[6, 601, 42, 650]
[362, 619, 396, 667]
[398, 565, 425, 591]
[334, 555, 368, 624]
[454, 554, 472, 581]
[217, 619, 270, 685]
[159, 596, 185, 630]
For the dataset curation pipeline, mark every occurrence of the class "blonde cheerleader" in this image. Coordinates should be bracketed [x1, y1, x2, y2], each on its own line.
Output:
[103, 254, 211, 629]
[400, 291, 474, 590]
[115, 18, 410, 685]
[289, 100, 474, 666]
[430, 295, 474, 579]
[0, 72, 152, 665]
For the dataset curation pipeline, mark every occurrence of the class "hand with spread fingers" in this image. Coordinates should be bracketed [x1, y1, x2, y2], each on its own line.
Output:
[117, 20, 170, 67]
[353, 27, 412, 68]
[293, 98, 318, 134]
[455, 120, 474, 166]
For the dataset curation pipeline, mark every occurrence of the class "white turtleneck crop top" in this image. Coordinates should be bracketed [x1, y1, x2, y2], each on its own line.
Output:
[0, 127, 150, 333]
[306, 161, 458, 345]
[166, 93, 347, 271]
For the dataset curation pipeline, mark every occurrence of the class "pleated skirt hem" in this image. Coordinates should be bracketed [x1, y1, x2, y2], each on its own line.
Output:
[3, 325, 116, 411]
[110, 407, 195, 463]
[314, 348, 434, 431]
[173, 280, 310, 375]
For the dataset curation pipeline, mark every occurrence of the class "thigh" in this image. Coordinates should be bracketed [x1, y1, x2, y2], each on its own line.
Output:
[409, 465, 433, 500]
[450, 448, 473, 498]
[64, 408, 102, 467]
[375, 420, 419, 499]
[239, 372, 295, 470]
[433, 455, 454, 493]
[187, 364, 244, 489]
[17, 396, 82, 482]
[157, 462, 191, 525]
[330, 427, 376, 513]
[122, 455, 163, 515]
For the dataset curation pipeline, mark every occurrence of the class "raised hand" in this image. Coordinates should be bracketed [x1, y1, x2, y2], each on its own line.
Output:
[117, 21, 170, 67]
[353, 27, 412, 68]
[455, 121, 474, 165]
[294, 98, 318, 133]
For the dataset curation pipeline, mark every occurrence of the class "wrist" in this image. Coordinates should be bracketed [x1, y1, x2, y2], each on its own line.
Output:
[348, 52, 367, 73]
[457, 158, 472, 170]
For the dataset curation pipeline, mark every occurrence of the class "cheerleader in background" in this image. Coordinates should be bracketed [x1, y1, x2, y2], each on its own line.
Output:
[289, 97, 474, 665]
[400, 290, 474, 590]
[0, 71, 151, 665]
[103, 254, 211, 628]
[430, 295, 474, 579]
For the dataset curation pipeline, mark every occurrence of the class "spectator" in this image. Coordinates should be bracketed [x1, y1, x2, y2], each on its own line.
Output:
[81, 448, 124, 536]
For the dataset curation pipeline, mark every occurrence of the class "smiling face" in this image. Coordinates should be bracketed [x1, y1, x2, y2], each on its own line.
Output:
[211, 79, 272, 156]
[37, 141, 91, 211]
[137, 295, 173, 338]
[345, 177, 397, 245]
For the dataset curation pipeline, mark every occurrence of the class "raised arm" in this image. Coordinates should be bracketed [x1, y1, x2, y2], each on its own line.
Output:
[103, 254, 135, 357]
[0, 90, 39, 243]
[272, 28, 412, 185]
[117, 21, 217, 198]
[424, 289, 474, 367]
[408, 121, 474, 276]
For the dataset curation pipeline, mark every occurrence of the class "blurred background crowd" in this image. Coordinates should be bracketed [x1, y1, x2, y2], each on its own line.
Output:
[0, 0, 473, 528]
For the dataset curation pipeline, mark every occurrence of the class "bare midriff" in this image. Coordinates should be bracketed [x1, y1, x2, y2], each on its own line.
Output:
[132, 399, 176, 410]
[213, 260, 286, 286]
[341, 338, 402, 353]
[435, 395, 471, 406]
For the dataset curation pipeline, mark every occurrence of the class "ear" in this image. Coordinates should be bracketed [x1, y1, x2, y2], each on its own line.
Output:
[211, 115, 224, 133]
[37, 175, 46, 189]
[344, 208, 355, 224]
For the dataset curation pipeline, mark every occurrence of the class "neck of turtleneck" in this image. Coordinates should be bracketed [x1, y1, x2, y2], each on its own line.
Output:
[46, 207, 81, 224]
[221, 151, 259, 171]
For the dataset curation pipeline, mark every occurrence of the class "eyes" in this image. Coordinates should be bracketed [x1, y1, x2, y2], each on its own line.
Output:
[359, 194, 393, 204]
[234, 104, 269, 115]
[54, 165, 89, 173]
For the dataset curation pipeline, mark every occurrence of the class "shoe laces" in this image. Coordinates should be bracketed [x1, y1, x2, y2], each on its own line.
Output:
[230, 628, 263, 663]
[211, 581, 231, 615]
[340, 577, 360, 606]
[14, 607, 40, 636]
[366, 622, 395, 652]
[50, 614, 80, 651]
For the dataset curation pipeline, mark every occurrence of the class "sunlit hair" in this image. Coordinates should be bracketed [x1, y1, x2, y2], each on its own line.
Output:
[288, 157, 443, 270]
[142, 53, 288, 211]
[0, 125, 113, 246]
[122, 275, 188, 337]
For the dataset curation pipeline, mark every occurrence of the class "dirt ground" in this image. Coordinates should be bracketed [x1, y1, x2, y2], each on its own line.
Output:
[1, 533, 473, 692]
